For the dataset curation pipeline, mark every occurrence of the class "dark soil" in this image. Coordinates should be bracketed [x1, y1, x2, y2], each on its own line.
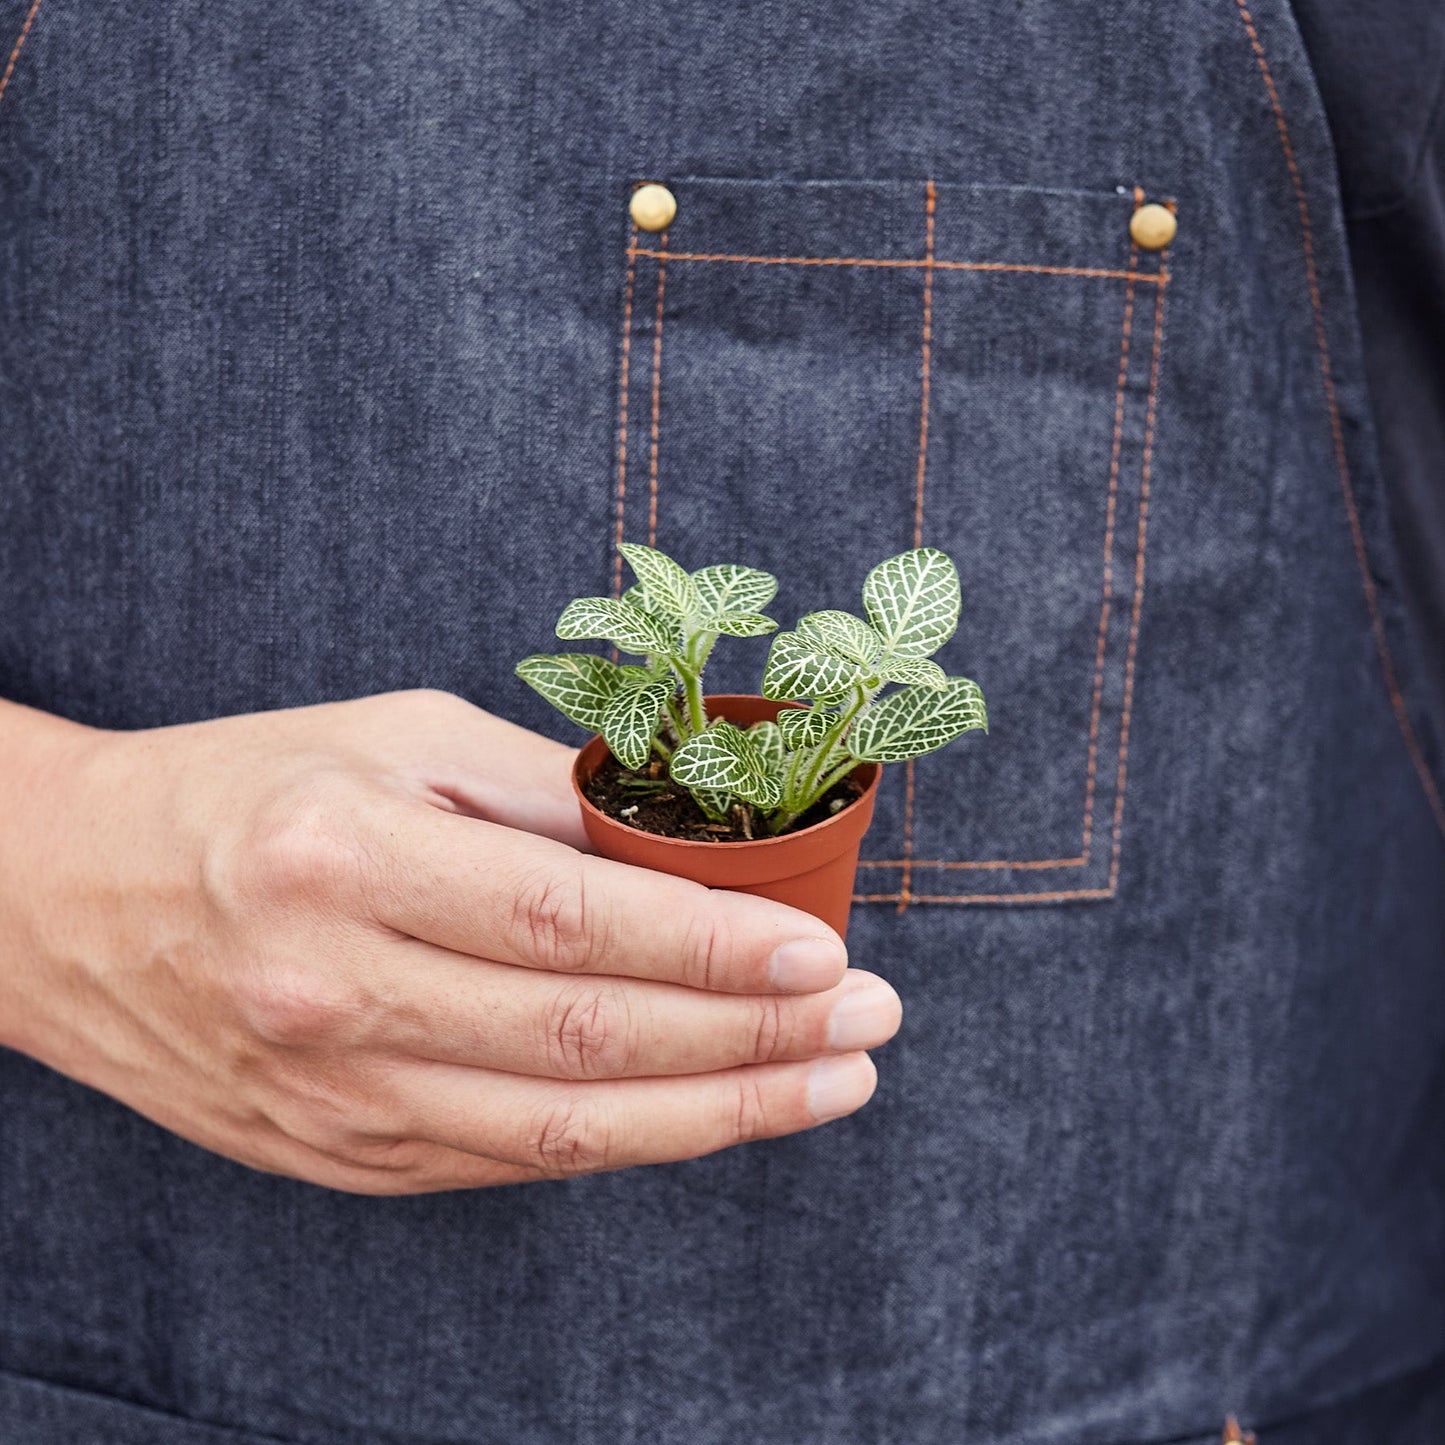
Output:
[584, 754, 867, 842]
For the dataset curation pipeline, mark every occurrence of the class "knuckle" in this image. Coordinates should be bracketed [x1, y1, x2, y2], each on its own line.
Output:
[526, 1095, 611, 1177]
[544, 980, 637, 1080]
[241, 964, 360, 1050]
[510, 865, 600, 973]
[679, 907, 734, 992]
[234, 780, 370, 906]
[731, 1072, 775, 1146]
[262, 1070, 368, 1153]
[749, 996, 789, 1064]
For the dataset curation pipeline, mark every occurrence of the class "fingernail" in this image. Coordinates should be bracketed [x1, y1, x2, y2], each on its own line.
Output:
[768, 937, 847, 992]
[827, 981, 902, 1051]
[807, 1053, 877, 1122]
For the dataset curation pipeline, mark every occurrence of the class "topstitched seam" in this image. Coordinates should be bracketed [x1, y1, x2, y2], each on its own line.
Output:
[646, 234, 669, 547]
[898, 179, 938, 915]
[1232, 0, 1445, 838]
[628, 247, 1165, 285]
[1105, 244, 1169, 893]
[0, 0, 43, 113]
[1081, 240, 1141, 861]
[609, 222, 638, 609]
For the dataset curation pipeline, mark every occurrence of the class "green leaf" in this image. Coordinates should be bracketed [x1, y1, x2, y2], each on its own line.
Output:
[556, 597, 677, 655]
[693, 611, 779, 638]
[687, 783, 735, 823]
[600, 677, 673, 770]
[778, 706, 834, 749]
[861, 548, 961, 658]
[620, 583, 669, 620]
[618, 543, 697, 620]
[671, 720, 783, 808]
[876, 655, 948, 689]
[515, 653, 626, 731]
[796, 609, 884, 665]
[690, 563, 778, 618]
[748, 719, 785, 774]
[762, 631, 864, 703]
[846, 677, 988, 764]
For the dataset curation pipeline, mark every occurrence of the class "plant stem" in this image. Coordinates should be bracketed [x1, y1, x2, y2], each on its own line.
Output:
[664, 695, 687, 743]
[681, 666, 707, 735]
[813, 754, 863, 798]
[651, 734, 673, 761]
[793, 685, 869, 808]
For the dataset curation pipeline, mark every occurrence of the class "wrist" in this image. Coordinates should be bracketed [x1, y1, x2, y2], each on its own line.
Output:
[0, 701, 114, 1054]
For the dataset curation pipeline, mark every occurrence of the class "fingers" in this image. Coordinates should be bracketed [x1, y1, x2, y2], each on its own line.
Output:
[373, 940, 901, 1079]
[368, 798, 849, 995]
[386, 1051, 879, 1177]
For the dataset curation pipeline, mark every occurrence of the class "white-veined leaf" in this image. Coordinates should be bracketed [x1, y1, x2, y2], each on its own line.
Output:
[690, 563, 778, 617]
[778, 706, 834, 749]
[761, 631, 864, 702]
[748, 719, 785, 774]
[514, 653, 626, 731]
[796, 609, 884, 665]
[846, 676, 987, 764]
[618, 543, 697, 620]
[861, 548, 961, 658]
[556, 596, 677, 655]
[600, 677, 673, 770]
[671, 720, 783, 808]
[693, 611, 779, 638]
[688, 783, 735, 822]
[620, 582, 670, 621]
[876, 655, 948, 689]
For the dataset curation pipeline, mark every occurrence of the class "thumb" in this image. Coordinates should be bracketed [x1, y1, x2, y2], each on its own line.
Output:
[389, 693, 593, 852]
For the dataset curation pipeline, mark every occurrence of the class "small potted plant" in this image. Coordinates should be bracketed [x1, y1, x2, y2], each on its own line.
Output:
[516, 543, 986, 937]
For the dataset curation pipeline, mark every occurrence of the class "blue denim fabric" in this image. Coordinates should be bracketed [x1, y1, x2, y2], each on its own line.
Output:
[2, 1, 1444, 1442]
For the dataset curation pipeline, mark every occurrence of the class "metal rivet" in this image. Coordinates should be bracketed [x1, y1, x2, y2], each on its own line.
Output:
[1130, 201, 1177, 250]
[629, 183, 677, 233]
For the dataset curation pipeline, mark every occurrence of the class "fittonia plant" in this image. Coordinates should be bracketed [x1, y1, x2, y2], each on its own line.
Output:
[516, 543, 987, 835]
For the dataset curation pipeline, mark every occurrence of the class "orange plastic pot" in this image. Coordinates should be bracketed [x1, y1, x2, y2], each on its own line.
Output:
[571, 695, 880, 939]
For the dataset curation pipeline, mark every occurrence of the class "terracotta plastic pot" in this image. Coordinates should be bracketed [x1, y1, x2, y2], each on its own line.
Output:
[571, 695, 880, 939]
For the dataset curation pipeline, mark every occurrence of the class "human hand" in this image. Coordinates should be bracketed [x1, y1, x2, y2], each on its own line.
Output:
[0, 691, 899, 1193]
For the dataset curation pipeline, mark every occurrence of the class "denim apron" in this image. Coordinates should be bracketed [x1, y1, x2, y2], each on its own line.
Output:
[3, 1, 1444, 1441]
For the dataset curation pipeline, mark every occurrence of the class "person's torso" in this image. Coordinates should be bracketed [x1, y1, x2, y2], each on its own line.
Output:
[2, 2, 1444, 1441]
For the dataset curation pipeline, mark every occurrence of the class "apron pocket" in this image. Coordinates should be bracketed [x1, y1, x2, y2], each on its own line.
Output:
[605, 175, 1171, 906]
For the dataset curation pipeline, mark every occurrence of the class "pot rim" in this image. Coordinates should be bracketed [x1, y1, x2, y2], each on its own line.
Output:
[570, 694, 880, 852]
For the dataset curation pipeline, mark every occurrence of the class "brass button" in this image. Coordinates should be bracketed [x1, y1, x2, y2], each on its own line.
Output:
[1129, 202, 1177, 250]
[629, 183, 677, 233]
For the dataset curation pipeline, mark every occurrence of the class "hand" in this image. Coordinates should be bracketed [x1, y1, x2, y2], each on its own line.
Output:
[0, 690, 900, 1193]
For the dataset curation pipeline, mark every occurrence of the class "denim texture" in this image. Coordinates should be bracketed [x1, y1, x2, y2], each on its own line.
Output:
[2, 1, 1444, 1442]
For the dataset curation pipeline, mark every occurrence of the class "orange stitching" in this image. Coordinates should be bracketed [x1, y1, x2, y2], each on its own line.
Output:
[898, 180, 938, 916]
[646, 234, 669, 546]
[610, 227, 638, 605]
[628, 247, 1166, 285]
[854, 888, 1114, 905]
[860, 856, 1087, 870]
[1081, 246, 1139, 859]
[1233, 0, 1445, 837]
[0, 0, 43, 112]
[912, 181, 937, 551]
[1106, 264, 1169, 890]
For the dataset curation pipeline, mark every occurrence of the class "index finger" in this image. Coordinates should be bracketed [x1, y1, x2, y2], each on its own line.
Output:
[366, 798, 849, 995]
